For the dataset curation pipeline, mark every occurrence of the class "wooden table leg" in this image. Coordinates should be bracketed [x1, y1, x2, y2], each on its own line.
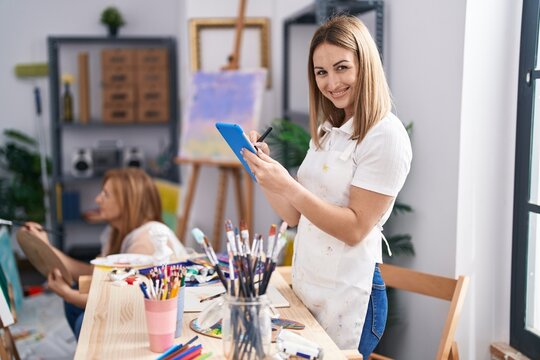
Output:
[213, 167, 229, 251]
[177, 163, 200, 243]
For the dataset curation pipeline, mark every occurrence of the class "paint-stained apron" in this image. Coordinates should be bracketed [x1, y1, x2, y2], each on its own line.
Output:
[292, 135, 379, 350]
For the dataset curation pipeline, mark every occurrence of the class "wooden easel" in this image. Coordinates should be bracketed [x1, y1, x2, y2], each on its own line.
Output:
[0, 319, 20, 360]
[175, 158, 253, 251]
[176, 0, 253, 251]
[0, 285, 20, 360]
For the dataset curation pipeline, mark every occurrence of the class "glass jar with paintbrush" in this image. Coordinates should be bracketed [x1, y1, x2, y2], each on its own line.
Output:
[222, 294, 272, 360]
[191, 221, 289, 359]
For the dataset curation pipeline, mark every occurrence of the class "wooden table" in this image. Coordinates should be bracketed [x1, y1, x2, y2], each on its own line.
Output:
[75, 267, 352, 359]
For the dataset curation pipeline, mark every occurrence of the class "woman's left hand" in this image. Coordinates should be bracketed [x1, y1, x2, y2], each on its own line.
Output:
[47, 268, 72, 299]
[242, 148, 295, 193]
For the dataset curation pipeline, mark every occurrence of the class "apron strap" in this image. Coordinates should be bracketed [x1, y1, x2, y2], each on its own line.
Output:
[339, 141, 357, 161]
[320, 131, 331, 149]
[380, 226, 392, 257]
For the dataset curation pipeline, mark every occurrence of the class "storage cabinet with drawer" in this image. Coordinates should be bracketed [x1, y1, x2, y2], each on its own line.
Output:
[47, 36, 179, 251]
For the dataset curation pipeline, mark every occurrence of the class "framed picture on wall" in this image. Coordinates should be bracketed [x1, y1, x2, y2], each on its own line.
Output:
[189, 17, 271, 88]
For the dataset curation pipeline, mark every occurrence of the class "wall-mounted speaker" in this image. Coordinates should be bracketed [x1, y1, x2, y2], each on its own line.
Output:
[123, 147, 144, 168]
[71, 148, 93, 178]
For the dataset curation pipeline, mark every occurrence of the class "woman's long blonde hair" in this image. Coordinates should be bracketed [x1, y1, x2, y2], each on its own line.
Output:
[104, 168, 162, 255]
[308, 15, 392, 147]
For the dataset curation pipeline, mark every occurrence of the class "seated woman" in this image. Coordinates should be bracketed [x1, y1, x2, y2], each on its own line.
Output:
[22, 168, 188, 339]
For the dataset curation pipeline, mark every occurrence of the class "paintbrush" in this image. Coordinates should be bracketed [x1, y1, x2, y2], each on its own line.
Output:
[1, 218, 62, 237]
[224, 219, 237, 254]
[226, 221, 252, 297]
[227, 243, 236, 296]
[191, 227, 228, 291]
[234, 228, 251, 297]
[260, 224, 276, 295]
[238, 225, 255, 296]
[260, 222, 288, 295]
[239, 220, 250, 253]
[255, 236, 264, 295]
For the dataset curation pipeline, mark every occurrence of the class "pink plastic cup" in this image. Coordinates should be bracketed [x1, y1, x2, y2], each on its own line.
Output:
[144, 297, 178, 353]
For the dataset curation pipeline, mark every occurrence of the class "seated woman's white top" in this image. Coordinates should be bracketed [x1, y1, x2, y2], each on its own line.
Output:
[100, 221, 188, 261]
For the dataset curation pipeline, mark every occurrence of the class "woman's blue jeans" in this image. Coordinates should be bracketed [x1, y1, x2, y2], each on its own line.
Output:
[64, 284, 84, 340]
[358, 263, 387, 358]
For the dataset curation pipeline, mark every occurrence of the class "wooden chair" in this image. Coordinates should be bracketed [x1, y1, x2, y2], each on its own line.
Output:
[277, 265, 469, 360]
[370, 263, 470, 360]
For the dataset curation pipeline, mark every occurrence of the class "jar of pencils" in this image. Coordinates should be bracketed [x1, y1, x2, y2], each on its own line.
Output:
[221, 295, 272, 360]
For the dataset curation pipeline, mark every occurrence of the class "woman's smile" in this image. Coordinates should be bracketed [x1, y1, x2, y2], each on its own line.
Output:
[313, 42, 358, 116]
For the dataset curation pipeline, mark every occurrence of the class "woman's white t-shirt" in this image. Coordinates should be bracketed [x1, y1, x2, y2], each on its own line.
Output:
[100, 221, 188, 259]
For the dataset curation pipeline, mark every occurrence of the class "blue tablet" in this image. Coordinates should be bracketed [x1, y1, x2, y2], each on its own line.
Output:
[215, 122, 257, 182]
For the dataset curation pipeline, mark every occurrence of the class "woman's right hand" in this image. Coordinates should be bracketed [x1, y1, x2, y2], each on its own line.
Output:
[22, 221, 50, 245]
[47, 268, 72, 300]
[248, 130, 270, 156]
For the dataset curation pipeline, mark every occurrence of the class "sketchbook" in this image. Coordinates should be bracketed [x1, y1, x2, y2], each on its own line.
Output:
[184, 284, 289, 312]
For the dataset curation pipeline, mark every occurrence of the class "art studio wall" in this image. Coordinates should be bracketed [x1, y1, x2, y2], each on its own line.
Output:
[0, 0, 523, 359]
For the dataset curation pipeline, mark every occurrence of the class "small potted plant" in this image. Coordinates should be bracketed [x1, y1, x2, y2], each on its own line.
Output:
[100, 6, 125, 37]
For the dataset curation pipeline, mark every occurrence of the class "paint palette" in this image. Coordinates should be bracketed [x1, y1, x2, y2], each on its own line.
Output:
[189, 317, 305, 341]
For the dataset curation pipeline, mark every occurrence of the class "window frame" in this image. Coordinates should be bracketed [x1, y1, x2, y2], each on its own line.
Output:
[511, 0, 540, 357]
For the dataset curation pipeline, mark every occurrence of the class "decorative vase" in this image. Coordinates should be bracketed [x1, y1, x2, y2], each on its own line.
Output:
[108, 26, 118, 37]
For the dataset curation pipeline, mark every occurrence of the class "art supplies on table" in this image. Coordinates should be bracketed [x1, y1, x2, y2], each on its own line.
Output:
[155, 335, 212, 360]
[138, 264, 186, 301]
[138, 261, 220, 287]
[190, 221, 288, 298]
[189, 317, 305, 340]
[91, 253, 155, 268]
[144, 296, 178, 352]
[184, 283, 289, 312]
[190, 220, 290, 360]
[276, 329, 322, 360]
[138, 264, 188, 349]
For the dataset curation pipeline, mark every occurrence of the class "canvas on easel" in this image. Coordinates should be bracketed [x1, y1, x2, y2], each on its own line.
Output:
[0, 227, 23, 313]
[0, 283, 14, 328]
[176, 70, 266, 247]
[176, 0, 266, 247]
[180, 69, 267, 161]
[0, 285, 20, 360]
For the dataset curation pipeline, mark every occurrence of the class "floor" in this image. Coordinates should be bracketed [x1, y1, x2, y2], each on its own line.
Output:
[12, 260, 77, 360]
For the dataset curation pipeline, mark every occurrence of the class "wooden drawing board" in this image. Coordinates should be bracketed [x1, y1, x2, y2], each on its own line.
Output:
[16, 231, 73, 284]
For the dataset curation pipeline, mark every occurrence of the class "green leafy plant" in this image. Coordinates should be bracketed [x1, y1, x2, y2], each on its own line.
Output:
[0, 129, 51, 222]
[264, 118, 310, 171]
[383, 122, 415, 258]
[100, 6, 125, 35]
[376, 122, 414, 353]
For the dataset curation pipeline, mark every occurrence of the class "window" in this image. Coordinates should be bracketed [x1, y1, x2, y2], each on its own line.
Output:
[512, 0, 540, 357]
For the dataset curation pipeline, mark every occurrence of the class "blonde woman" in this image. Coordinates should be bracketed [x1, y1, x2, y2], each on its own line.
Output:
[243, 15, 412, 357]
[23, 168, 187, 339]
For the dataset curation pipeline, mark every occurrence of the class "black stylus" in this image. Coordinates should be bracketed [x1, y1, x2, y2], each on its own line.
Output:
[256, 127, 273, 143]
